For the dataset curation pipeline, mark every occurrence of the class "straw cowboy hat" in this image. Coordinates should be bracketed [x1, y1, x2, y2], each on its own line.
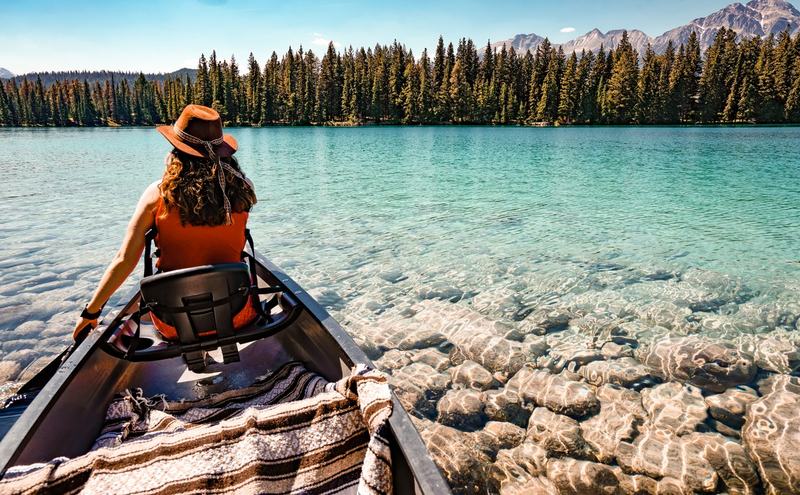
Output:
[157, 104, 238, 158]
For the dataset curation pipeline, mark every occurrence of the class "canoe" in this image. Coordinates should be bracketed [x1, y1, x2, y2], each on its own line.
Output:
[0, 248, 451, 494]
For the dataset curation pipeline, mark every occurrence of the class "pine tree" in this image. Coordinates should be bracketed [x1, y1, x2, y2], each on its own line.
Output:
[604, 31, 639, 124]
[558, 52, 578, 123]
[401, 58, 420, 124]
[247, 53, 261, 125]
[341, 47, 357, 121]
[449, 59, 471, 122]
[433, 36, 446, 96]
[536, 55, 559, 122]
[195, 54, 211, 106]
[698, 27, 737, 122]
[318, 42, 342, 122]
[656, 42, 676, 123]
[0, 81, 10, 125]
[418, 48, 433, 123]
[636, 44, 660, 124]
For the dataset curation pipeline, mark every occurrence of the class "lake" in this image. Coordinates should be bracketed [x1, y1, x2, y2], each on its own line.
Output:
[1, 126, 799, 490]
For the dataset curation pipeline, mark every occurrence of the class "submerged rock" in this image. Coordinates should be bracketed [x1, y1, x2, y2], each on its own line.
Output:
[538, 339, 604, 373]
[579, 357, 657, 390]
[374, 349, 413, 371]
[448, 333, 534, 375]
[526, 407, 591, 458]
[472, 421, 525, 461]
[409, 347, 452, 372]
[436, 389, 486, 431]
[704, 385, 758, 429]
[756, 373, 800, 396]
[600, 341, 634, 359]
[580, 384, 647, 463]
[488, 441, 549, 493]
[753, 334, 800, 374]
[390, 363, 450, 400]
[498, 477, 558, 495]
[546, 458, 619, 495]
[685, 432, 760, 495]
[509, 366, 600, 418]
[419, 422, 489, 492]
[638, 336, 756, 392]
[641, 382, 708, 436]
[481, 387, 531, 427]
[451, 360, 502, 391]
[607, 467, 659, 495]
[616, 428, 718, 493]
[742, 390, 800, 494]
[387, 374, 436, 419]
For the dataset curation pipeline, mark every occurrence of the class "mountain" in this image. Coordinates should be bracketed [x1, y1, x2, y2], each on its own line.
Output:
[483, 0, 800, 57]
[0, 68, 14, 79]
[651, 0, 800, 52]
[560, 29, 653, 56]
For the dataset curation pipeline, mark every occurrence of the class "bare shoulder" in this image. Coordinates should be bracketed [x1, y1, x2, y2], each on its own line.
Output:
[139, 181, 162, 214]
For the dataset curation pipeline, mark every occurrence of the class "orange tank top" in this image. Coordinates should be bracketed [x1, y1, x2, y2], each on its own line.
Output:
[151, 196, 256, 340]
[154, 197, 249, 272]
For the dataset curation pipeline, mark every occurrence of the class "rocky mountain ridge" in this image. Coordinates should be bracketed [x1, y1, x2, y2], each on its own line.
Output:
[484, 0, 800, 56]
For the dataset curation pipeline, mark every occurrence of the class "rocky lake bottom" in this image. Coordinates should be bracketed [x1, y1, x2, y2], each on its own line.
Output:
[1, 126, 799, 494]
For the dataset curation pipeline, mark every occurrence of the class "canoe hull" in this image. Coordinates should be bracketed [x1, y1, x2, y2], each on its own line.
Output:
[0, 252, 451, 494]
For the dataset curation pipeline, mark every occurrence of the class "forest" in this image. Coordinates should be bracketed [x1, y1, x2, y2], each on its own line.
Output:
[2, 27, 800, 127]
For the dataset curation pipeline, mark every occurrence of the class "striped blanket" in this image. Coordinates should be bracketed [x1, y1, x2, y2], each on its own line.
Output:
[1, 362, 393, 495]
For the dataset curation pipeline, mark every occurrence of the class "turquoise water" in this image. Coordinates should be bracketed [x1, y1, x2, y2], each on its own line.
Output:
[0, 126, 799, 385]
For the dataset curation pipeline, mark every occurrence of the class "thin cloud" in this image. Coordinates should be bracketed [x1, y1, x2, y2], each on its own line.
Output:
[313, 32, 323, 36]
[312, 37, 342, 48]
[560, 27, 576, 33]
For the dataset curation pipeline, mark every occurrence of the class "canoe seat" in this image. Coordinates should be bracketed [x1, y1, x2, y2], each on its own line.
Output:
[108, 262, 302, 371]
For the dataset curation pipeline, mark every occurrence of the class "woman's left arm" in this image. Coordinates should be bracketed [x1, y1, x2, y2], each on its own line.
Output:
[72, 183, 161, 339]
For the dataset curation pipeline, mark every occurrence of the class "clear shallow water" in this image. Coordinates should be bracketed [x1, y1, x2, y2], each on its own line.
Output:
[0, 126, 799, 384]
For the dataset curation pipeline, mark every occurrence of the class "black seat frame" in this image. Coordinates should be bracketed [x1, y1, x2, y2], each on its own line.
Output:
[102, 229, 302, 371]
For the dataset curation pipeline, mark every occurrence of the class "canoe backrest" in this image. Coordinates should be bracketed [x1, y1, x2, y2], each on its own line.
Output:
[139, 262, 251, 370]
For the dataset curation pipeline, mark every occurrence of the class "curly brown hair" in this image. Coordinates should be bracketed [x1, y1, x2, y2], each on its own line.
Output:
[159, 149, 257, 226]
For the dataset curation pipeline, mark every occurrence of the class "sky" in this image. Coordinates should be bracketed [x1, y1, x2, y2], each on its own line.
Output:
[0, 0, 750, 75]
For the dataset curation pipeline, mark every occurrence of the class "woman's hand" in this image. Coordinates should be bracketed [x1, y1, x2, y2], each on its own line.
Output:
[73, 316, 97, 341]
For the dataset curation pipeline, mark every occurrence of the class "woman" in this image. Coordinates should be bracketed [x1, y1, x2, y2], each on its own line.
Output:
[73, 104, 257, 340]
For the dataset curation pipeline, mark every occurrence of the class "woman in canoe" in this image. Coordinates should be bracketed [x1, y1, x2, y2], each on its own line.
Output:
[73, 104, 258, 340]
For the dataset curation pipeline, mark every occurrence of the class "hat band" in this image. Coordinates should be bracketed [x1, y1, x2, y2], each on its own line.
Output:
[172, 125, 246, 225]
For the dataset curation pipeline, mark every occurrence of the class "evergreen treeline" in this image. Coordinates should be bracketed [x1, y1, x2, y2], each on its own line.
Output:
[4, 69, 196, 89]
[3, 28, 800, 127]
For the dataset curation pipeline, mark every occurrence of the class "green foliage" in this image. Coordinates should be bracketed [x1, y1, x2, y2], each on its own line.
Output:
[4, 30, 800, 127]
